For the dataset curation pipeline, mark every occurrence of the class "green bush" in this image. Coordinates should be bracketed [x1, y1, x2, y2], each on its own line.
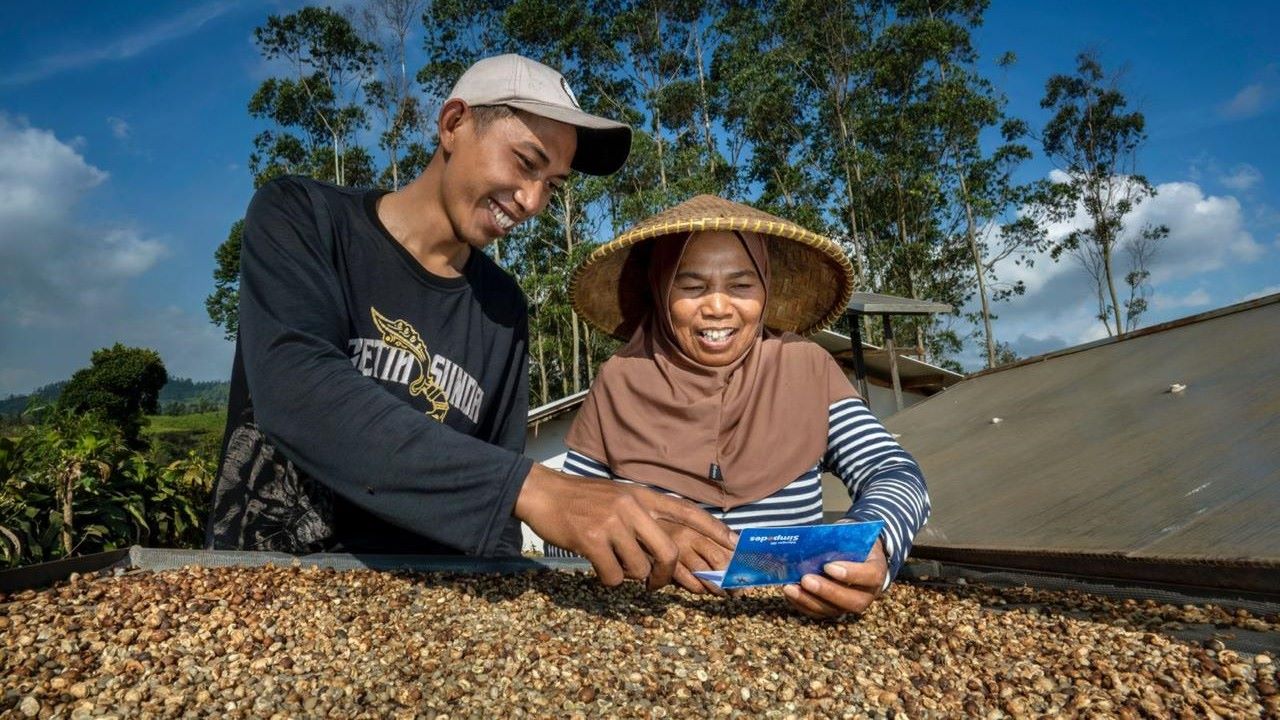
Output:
[58, 344, 167, 447]
[0, 410, 214, 567]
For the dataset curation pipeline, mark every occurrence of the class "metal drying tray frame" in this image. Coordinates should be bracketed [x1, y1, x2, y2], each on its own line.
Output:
[4, 546, 1278, 617]
[900, 560, 1280, 617]
[0, 546, 593, 594]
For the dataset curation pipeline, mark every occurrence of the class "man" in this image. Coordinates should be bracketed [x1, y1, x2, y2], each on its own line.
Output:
[207, 54, 734, 589]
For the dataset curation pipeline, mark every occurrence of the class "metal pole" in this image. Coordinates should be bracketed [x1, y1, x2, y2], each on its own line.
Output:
[883, 314, 903, 413]
[850, 313, 870, 400]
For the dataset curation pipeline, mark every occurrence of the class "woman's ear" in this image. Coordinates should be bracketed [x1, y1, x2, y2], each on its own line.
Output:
[437, 98, 469, 155]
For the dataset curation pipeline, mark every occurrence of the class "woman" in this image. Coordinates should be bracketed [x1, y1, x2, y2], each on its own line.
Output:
[558, 195, 930, 619]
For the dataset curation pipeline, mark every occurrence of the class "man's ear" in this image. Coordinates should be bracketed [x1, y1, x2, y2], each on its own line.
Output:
[437, 99, 470, 154]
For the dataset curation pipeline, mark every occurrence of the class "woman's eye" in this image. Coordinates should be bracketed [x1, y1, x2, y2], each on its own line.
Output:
[516, 154, 533, 170]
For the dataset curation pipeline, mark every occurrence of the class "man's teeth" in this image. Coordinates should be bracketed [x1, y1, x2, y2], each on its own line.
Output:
[699, 329, 733, 342]
[489, 200, 516, 231]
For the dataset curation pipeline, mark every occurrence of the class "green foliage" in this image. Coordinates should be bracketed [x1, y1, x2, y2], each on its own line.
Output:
[2, 378, 227, 423]
[206, 220, 243, 341]
[144, 411, 226, 436]
[1035, 52, 1165, 337]
[0, 411, 214, 568]
[144, 411, 226, 466]
[0, 381, 65, 418]
[248, 7, 377, 188]
[157, 379, 230, 415]
[214, 0, 1126, 383]
[359, 0, 429, 191]
[993, 341, 1020, 367]
[58, 344, 168, 447]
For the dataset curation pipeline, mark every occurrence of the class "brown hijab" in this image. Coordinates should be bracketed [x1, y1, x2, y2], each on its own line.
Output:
[566, 230, 857, 509]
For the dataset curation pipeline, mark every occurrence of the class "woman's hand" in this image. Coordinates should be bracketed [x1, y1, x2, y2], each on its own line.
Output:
[782, 539, 888, 620]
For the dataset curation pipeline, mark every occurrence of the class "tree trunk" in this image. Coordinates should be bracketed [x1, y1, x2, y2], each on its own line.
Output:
[893, 177, 928, 361]
[692, 28, 716, 168]
[562, 187, 580, 393]
[1093, 203, 1124, 336]
[1103, 243, 1123, 336]
[834, 104, 864, 286]
[60, 466, 76, 557]
[584, 323, 595, 385]
[555, 326, 570, 399]
[960, 174, 996, 367]
[893, 175, 911, 259]
[930, 45, 993, 364]
[650, 5, 668, 192]
[333, 135, 343, 186]
[773, 168, 795, 207]
[570, 312, 582, 395]
[390, 142, 400, 189]
[535, 332, 548, 407]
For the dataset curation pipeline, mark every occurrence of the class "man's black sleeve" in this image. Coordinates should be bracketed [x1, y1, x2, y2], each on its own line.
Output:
[237, 179, 533, 555]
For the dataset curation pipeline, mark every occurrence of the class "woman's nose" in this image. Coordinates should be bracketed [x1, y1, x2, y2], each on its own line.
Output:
[702, 291, 731, 316]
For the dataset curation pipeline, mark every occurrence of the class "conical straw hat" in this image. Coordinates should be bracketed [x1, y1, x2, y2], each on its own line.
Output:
[572, 195, 855, 340]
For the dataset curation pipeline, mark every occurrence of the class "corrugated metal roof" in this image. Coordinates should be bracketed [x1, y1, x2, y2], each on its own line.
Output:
[888, 295, 1280, 577]
[528, 389, 589, 425]
[810, 329, 964, 393]
[846, 292, 952, 315]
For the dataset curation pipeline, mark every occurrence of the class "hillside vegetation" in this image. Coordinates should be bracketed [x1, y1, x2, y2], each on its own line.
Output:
[1, 378, 230, 418]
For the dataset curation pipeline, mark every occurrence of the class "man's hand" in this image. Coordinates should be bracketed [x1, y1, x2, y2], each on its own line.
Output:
[782, 539, 888, 620]
[514, 464, 736, 589]
[656, 518, 737, 595]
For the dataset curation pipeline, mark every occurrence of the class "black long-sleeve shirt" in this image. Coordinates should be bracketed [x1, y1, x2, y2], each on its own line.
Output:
[208, 177, 532, 555]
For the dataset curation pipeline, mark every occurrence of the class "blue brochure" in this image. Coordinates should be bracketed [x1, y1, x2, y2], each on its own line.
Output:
[693, 520, 885, 589]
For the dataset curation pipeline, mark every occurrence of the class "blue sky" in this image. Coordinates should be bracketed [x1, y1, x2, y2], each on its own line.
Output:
[1, 1, 1277, 395]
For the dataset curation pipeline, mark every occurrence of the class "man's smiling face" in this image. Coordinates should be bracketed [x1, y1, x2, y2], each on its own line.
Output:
[439, 103, 575, 249]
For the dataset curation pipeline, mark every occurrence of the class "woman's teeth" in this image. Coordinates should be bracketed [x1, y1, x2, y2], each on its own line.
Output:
[489, 200, 516, 231]
[699, 328, 734, 342]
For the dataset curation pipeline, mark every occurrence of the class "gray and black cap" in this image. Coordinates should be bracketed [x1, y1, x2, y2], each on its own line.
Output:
[447, 54, 632, 176]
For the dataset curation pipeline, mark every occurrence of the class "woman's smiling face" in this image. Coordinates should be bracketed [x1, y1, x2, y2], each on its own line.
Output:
[666, 231, 765, 366]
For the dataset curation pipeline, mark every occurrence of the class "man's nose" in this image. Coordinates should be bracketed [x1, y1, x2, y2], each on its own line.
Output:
[513, 179, 551, 216]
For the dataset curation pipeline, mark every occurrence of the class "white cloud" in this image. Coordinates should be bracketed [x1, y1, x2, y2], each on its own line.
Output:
[97, 228, 168, 278]
[1239, 285, 1280, 303]
[1151, 288, 1211, 311]
[106, 116, 131, 140]
[973, 175, 1266, 361]
[0, 115, 167, 315]
[1219, 163, 1262, 191]
[0, 118, 106, 222]
[993, 175, 1261, 295]
[0, 115, 230, 394]
[0, 1, 238, 86]
[1135, 182, 1264, 280]
[1220, 65, 1278, 119]
[1223, 83, 1268, 118]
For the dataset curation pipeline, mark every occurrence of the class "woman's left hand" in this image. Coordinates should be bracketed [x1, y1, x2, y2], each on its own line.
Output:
[782, 539, 888, 620]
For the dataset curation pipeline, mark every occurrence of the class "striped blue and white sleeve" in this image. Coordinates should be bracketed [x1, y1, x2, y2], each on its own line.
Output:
[561, 450, 612, 479]
[823, 397, 930, 586]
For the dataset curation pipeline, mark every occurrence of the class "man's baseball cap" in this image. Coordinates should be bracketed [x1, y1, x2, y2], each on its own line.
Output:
[447, 54, 632, 176]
